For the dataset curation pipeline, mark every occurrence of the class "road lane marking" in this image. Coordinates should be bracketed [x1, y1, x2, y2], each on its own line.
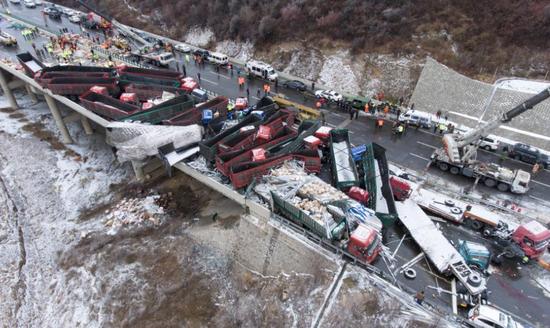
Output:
[528, 195, 550, 204]
[417, 141, 437, 149]
[200, 78, 218, 85]
[409, 153, 430, 161]
[531, 180, 550, 189]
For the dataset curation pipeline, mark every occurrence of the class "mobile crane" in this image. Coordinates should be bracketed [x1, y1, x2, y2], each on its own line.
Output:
[430, 87, 550, 194]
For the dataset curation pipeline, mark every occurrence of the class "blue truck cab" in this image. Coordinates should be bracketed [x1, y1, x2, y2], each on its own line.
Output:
[458, 240, 491, 271]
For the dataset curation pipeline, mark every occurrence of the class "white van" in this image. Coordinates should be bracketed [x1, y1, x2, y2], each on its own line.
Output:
[207, 52, 228, 65]
[398, 110, 434, 129]
[245, 60, 278, 81]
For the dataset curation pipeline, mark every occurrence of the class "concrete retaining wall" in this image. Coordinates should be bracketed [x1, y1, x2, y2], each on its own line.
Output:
[410, 57, 550, 150]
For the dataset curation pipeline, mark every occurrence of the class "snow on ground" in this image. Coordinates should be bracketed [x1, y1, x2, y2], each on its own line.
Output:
[215, 40, 254, 62]
[317, 51, 361, 95]
[499, 79, 550, 94]
[280, 48, 324, 82]
[184, 27, 215, 47]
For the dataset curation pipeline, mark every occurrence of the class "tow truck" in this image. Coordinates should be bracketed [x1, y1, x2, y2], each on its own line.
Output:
[430, 87, 550, 194]
[462, 206, 550, 261]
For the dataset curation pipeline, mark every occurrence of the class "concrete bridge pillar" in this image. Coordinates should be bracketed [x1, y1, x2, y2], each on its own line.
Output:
[0, 69, 19, 109]
[80, 115, 93, 135]
[45, 94, 73, 144]
[25, 84, 38, 103]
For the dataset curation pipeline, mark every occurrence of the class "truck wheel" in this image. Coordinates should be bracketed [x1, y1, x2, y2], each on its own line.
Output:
[483, 178, 496, 188]
[467, 271, 482, 287]
[450, 166, 460, 175]
[470, 220, 483, 230]
[503, 247, 515, 259]
[404, 268, 417, 279]
[497, 183, 509, 192]
[438, 163, 449, 171]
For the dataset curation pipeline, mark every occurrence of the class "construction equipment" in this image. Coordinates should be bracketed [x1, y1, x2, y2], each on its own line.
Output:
[431, 87, 550, 194]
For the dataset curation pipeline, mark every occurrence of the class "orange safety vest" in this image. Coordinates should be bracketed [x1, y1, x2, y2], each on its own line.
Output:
[364, 104, 369, 112]
[316, 101, 321, 109]
[266, 85, 271, 93]
[263, 84, 268, 92]
[377, 119, 384, 126]
[384, 106, 389, 114]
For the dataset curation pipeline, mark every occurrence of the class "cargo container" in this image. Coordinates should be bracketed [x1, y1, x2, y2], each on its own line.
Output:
[79, 90, 142, 120]
[121, 94, 194, 124]
[45, 77, 119, 98]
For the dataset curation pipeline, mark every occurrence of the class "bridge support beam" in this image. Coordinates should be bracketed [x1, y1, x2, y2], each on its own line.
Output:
[0, 69, 19, 110]
[25, 84, 38, 103]
[45, 94, 73, 144]
[80, 115, 93, 135]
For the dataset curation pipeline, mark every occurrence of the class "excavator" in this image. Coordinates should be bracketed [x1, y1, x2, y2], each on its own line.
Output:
[430, 86, 550, 194]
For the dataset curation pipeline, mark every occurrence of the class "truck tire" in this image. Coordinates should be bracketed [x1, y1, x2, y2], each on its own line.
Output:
[404, 268, 417, 279]
[467, 272, 482, 287]
[449, 166, 460, 175]
[503, 247, 515, 259]
[484, 178, 496, 188]
[438, 163, 449, 171]
[470, 220, 483, 230]
[497, 183, 509, 192]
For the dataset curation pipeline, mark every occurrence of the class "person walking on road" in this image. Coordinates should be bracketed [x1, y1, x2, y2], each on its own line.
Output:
[257, 88, 261, 98]
[532, 162, 541, 176]
[197, 72, 201, 83]
[415, 290, 425, 306]
[246, 87, 250, 100]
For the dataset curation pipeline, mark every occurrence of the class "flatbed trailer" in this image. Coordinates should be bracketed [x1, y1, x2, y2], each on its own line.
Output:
[79, 90, 142, 120]
[163, 96, 229, 125]
[395, 199, 487, 296]
[198, 100, 279, 163]
[229, 150, 321, 189]
[216, 126, 298, 176]
[217, 110, 295, 156]
[16, 52, 45, 77]
[122, 83, 184, 101]
[121, 94, 194, 124]
[117, 66, 183, 81]
[45, 77, 119, 97]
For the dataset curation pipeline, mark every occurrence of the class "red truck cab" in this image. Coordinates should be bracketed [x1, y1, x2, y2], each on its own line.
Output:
[347, 224, 381, 264]
[512, 221, 550, 259]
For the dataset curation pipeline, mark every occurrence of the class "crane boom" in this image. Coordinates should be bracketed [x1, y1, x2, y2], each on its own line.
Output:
[456, 86, 550, 148]
[75, 0, 152, 48]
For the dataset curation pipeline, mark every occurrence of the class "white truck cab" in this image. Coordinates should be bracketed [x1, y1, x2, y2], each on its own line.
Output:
[245, 60, 278, 81]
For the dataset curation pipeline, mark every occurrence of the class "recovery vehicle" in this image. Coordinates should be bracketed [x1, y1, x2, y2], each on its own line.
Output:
[430, 87, 550, 194]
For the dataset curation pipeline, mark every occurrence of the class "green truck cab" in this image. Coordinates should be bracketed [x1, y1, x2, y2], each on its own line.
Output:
[457, 240, 491, 271]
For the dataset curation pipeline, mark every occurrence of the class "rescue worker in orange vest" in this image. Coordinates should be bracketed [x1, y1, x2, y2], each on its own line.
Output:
[364, 103, 369, 113]
[377, 118, 384, 129]
[315, 101, 322, 109]
[383, 105, 389, 117]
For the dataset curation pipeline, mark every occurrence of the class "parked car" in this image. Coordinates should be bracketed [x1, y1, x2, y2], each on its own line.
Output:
[174, 43, 191, 53]
[468, 305, 523, 328]
[508, 143, 550, 168]
[9, 0, 21, 4]
[193, 49, 210, 60]
[477, 136, 500, 151]
[398, 111, 433, 129]
[314, 89, 343, 102]
[68, 14, 81, 23]
[34, 0, 43, 5]
[23, 0, 36, 8]
[44, 6, 62, 19]
[282, 80, 306, 92]
[348, 96, 369, 109]
[245, 60, 278, 81]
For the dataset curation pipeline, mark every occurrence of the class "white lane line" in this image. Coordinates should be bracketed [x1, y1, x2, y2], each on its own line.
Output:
[528, 195, 550, 204]
[531, 180, 550, 189]
[417, 141, 437, 149]
[211, 71, 230, 80]
[200, 78, 218, 85]
[251, 96, 261, 100]
[409, 153, 430, 161]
